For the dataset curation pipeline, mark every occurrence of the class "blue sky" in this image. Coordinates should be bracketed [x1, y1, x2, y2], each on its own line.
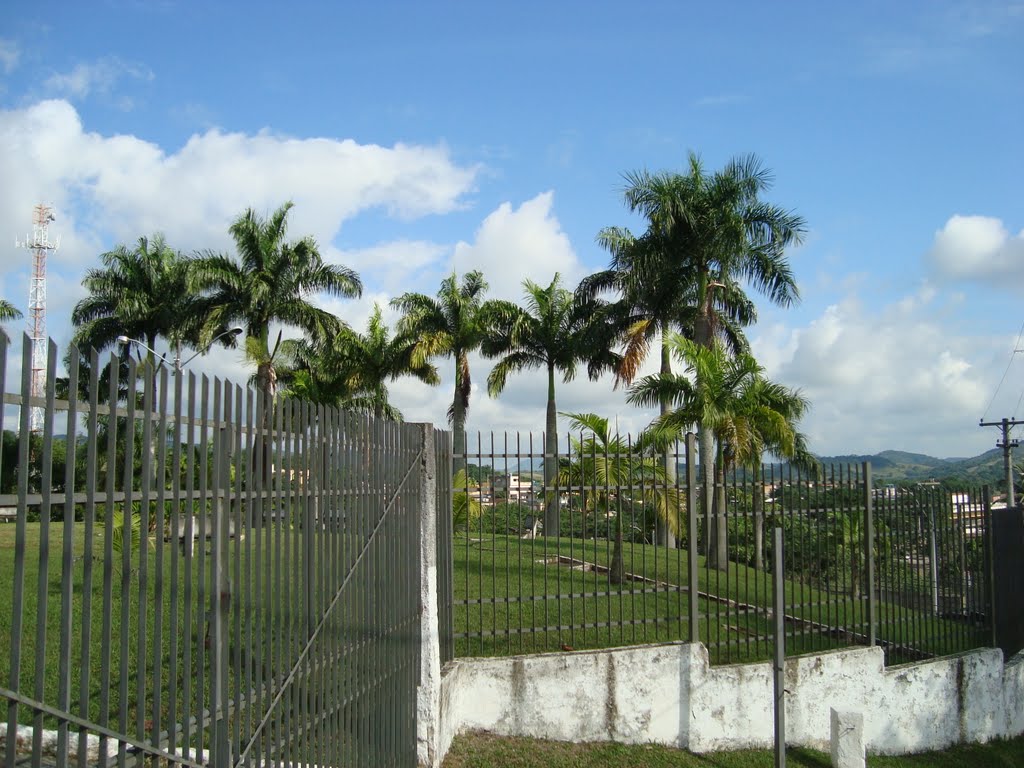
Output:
[0, 0, 1022, 458]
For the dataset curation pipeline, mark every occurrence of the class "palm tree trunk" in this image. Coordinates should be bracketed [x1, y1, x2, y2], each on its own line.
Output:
[543, 365, 560, 538]
[452, 400, 466, 476]
[708, 442, 728, 570]
[656, 325, 676, 548]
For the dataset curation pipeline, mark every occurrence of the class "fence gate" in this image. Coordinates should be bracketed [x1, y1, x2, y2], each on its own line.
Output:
[0, 334, 424, 767]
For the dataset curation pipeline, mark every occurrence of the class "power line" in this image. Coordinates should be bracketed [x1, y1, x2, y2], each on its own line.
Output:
[982, 318, 1024, 422]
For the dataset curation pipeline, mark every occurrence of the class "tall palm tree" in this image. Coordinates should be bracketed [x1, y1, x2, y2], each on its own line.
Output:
[584, 226, 754, 548]
[392, 270, 510, 473]
[559, 412, 684, 582]
[281, 302, 439, 420]
[598, 153, 805, 555]
[189, 201, 362, 401]
[482, 273, 620, 537]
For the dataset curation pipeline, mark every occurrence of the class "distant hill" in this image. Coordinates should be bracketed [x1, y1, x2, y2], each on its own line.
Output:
[815, 447, 1006, 487]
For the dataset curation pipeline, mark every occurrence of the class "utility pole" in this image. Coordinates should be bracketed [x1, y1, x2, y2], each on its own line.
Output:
[979, 417, 1022, 508]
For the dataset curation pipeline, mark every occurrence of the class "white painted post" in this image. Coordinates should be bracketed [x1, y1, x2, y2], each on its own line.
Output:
[416, 424, 441, 768]
[830, 708, 865, 768]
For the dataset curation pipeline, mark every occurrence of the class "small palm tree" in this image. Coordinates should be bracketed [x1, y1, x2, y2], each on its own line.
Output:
[190, 202, 362, 402]
[281, 303, 439, 420]
[559, 412, 684, 583]
[482, 274, 620, 537]
[629, 335, 812, 570]
[392, 270, 511, 473]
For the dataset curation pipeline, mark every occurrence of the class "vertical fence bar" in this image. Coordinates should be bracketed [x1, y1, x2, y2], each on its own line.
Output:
[29, 340, 58, 767]
[3, 336, 32, 768]
[55, 346, 79, 767]
[152, 366, 169, 751]
[167, 366, 182, 760]
[862, 462, 876, 647]
[231, 382, 243, 760]
[686, 433, 699, 644]
[773, 526, 786, 768]
[76, 349, 99, 768]
[181, 371, 197, 760]
[211, 401, 231, 767]
[135, 363, 154, 745]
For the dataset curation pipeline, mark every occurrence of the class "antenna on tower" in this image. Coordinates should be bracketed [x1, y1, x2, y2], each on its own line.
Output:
[15, 204, 60, 432]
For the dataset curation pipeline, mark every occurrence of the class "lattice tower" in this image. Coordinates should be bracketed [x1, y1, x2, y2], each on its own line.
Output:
[16, 204, 59, 432]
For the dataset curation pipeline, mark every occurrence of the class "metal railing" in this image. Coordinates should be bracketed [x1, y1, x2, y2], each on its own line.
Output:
[448, 431, 992, 665]
[0, 333, 429, 767]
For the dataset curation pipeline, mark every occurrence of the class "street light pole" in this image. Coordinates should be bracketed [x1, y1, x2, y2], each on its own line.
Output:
[117, 326, 244, 371]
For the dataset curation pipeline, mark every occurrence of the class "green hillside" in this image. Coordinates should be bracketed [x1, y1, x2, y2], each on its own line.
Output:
[816, 447, 1006, 488]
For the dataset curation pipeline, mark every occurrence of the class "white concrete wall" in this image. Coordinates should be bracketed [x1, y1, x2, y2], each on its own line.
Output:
[436, 642, 1024, 762]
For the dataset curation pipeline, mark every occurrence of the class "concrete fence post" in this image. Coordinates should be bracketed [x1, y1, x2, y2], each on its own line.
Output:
[416, 424, 442, 767]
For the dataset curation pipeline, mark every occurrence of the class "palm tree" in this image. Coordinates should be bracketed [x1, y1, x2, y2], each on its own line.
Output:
[629, 335, 812, 570]
[392, 270, 510, 474]
[584, 225, 754, 547]
[728, 376, 817, 571]
[599, 153, 805, 556]
[482, 274, 620, 537]
[72, 235, 203, 367]
[281, 302, 439, 420]
[0, 299, 21, 328]
[559, 412, 684, 583]
[189, 201, 362, 401]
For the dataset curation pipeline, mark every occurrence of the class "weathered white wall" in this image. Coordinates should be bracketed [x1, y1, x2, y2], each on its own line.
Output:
[435, 642, 1024, 763]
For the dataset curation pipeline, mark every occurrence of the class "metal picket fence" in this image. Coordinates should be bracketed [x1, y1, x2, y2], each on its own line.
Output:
[449, 431, 993, 666]
[0, 332, 433, 767]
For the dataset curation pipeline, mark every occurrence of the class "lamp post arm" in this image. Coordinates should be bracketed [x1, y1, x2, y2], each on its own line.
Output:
[117, 327, 242, 372]
[178, 327, 245, 369]
[116, 336, 170, 368]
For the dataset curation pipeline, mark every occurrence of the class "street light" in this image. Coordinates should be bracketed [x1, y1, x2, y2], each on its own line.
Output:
[116, 326, 244, 371]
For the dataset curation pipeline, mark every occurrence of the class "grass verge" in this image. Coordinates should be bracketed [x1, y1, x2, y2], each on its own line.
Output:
[442, 732, 1024, 767]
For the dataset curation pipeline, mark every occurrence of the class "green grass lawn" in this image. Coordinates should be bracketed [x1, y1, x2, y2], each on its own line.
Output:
[0, 518, 369, 737]
[451, 533, 987, 664]
[442, 732, 1024, 767]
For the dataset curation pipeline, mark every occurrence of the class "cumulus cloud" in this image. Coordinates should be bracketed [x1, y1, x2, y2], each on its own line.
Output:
[927, 214, 1024, 283]
[331, 240, 447, 294]
[0, 98, 480, 357]
[751, 288, 996, 458]
[44, 57, 154, 101]
[451, 192, 583, 301]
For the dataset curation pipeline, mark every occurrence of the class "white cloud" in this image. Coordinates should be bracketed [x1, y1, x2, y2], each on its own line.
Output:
[451, 192, 584, 301]
[44, 56, 154, 101]
[0, 39, 19, 74]
[751, 291, 997, 458]
[927, 214, 1024, 283]
[331, 240, 447, 294]
[0, 98, 481, 359]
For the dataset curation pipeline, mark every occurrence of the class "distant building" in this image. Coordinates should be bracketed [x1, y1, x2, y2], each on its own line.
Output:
[493, 474, 534, 502]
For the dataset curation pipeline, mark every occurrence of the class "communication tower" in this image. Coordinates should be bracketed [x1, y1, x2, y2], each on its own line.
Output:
[16, 204, 59, 432]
